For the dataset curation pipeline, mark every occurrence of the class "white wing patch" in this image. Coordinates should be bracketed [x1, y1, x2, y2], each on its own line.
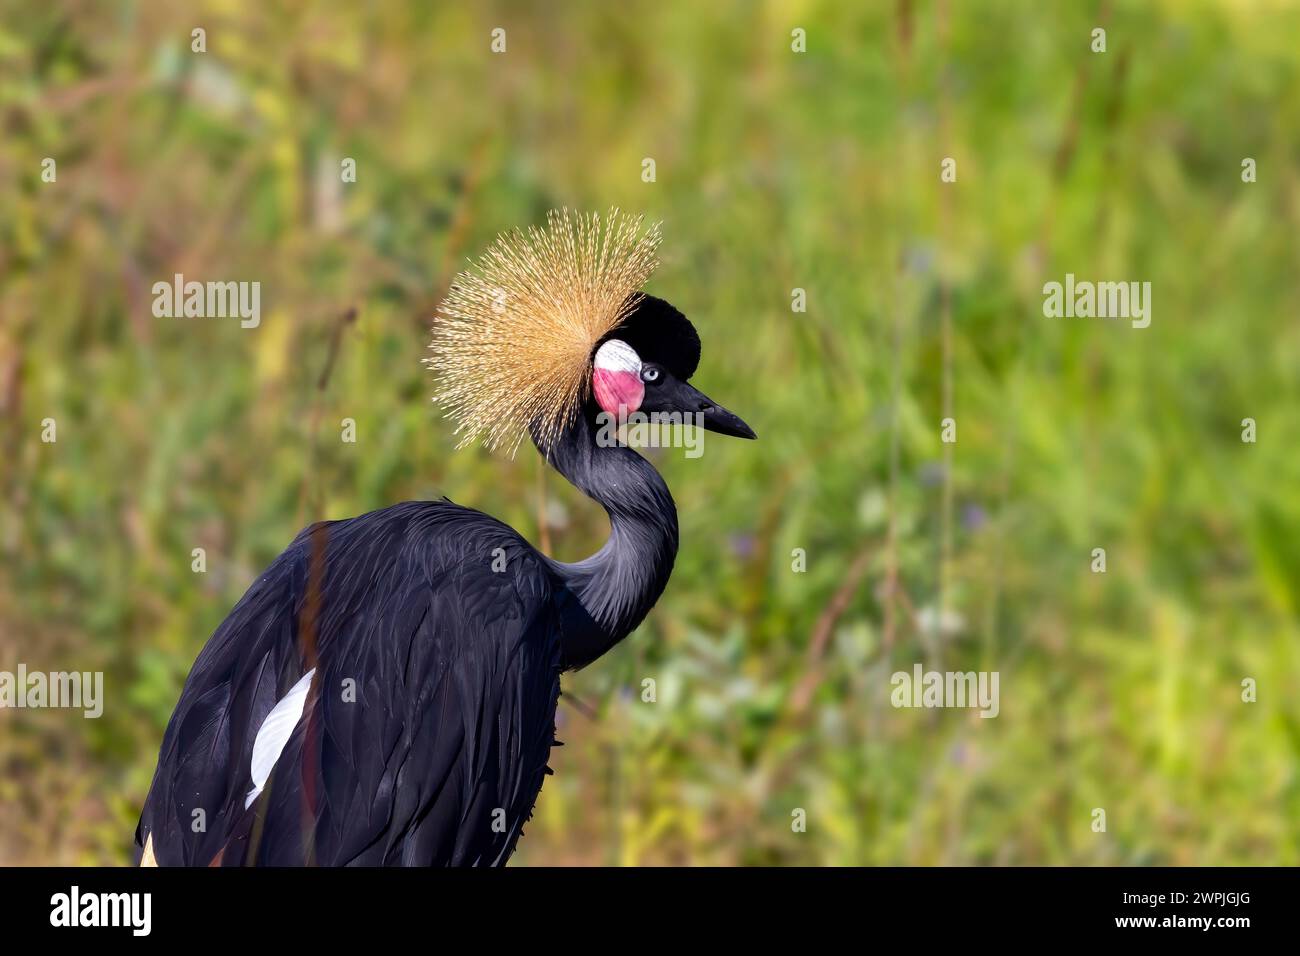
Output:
[245, 668, 316, 809]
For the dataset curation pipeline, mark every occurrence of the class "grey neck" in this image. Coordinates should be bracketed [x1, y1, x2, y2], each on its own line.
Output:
[534, 406, 679, 670]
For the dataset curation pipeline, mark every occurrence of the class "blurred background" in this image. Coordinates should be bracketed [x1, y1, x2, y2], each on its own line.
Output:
[3, 0, 1299, 865]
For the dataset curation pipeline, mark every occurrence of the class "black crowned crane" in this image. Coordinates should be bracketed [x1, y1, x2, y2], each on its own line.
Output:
[135, 209, 755, 866]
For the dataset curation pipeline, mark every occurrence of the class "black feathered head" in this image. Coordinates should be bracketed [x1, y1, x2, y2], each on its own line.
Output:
[600, 295, 701, 382]
[591, 296, 755, 441]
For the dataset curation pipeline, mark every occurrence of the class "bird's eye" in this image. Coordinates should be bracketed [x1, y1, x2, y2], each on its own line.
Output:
[641, 366, 661, 384]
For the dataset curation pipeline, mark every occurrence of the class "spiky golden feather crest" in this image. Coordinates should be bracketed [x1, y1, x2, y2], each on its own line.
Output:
[427, 208, 662, 454]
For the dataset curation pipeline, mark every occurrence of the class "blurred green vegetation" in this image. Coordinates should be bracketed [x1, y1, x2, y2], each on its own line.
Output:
[2, 0, 1299, 865]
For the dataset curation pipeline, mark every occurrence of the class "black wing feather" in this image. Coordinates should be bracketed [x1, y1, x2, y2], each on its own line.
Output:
[136, 500, 562, 866]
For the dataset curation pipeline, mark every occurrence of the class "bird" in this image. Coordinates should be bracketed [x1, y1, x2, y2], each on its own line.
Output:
[134, 208, 755, 866]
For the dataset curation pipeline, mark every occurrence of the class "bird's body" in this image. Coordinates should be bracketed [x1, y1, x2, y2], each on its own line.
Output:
[136, 210, 752, 866]
[138, 407, 679, 866]
[139, 500, 559, 865]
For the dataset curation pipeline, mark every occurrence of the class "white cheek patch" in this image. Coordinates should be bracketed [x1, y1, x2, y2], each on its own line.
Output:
[594, 339, 641, 375]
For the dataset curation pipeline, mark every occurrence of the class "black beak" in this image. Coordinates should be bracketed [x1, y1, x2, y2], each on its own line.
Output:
[677, 382, 757, 440]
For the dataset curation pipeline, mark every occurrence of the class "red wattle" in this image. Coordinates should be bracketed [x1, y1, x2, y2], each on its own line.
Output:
[593, 368, 644, 416]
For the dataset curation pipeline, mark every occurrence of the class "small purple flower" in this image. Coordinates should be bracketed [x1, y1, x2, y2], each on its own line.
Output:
[729, 532, 756, 559]
[903, 242, 936, 276]
[919, 462, 946, 487]
[950, 742, 969, 767]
